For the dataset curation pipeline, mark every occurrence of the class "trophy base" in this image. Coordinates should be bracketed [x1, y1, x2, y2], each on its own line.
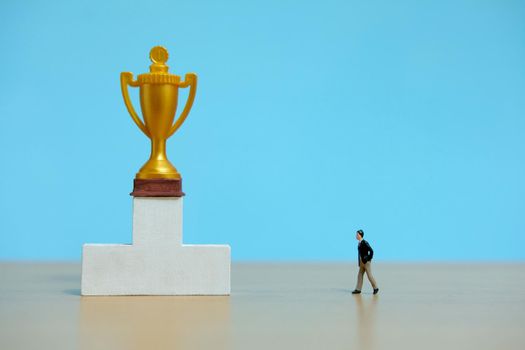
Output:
[136, 159, 181, 180]
[131, 178, 184, 197]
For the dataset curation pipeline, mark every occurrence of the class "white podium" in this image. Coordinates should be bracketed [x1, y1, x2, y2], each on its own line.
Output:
[81, 197, 230, 295]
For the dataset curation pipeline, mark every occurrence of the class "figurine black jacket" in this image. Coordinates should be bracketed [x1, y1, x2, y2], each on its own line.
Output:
[358, 240, 374, 265]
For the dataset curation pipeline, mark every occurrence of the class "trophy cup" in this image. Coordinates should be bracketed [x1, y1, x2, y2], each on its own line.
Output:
[81, 46, 231, 296]
[121, 46, 197, 196]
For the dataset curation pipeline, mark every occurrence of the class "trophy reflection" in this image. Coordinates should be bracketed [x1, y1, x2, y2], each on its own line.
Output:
[120, 46, 197, 181]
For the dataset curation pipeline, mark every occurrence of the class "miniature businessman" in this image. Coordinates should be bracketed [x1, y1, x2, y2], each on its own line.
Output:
[352, 229, 379, 295]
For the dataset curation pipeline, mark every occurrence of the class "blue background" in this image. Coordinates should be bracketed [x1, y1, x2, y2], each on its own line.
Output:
[0, 0, 524, 261]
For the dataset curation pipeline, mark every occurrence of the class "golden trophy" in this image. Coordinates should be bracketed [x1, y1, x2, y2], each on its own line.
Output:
[121, 46, 197, 196]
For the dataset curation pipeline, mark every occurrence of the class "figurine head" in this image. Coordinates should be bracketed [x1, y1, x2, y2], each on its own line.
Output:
[356, 229, 364, 241]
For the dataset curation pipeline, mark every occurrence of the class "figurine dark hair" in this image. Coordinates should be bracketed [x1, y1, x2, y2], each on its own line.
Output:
[357, 229, 364, 238]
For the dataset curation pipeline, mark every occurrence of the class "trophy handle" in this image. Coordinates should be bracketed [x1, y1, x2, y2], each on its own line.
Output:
[168, 73, 198, 137]
[120, 72, 150, 138]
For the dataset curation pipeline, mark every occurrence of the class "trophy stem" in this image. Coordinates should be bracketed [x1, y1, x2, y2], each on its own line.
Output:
[150, 138, 168, 161]
[135, 138, 180, 179]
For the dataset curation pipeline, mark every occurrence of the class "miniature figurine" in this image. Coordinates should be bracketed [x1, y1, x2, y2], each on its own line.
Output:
[352, 229, 379, 295]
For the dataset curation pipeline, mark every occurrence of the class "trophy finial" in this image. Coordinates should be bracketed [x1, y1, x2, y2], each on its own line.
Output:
[149, 46, 169, 73]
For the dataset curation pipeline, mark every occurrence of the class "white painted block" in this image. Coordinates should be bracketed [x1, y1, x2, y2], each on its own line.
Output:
[81, 197, 231, 296]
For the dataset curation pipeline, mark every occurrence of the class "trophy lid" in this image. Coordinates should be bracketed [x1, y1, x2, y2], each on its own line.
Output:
[137, 46, 180, 85]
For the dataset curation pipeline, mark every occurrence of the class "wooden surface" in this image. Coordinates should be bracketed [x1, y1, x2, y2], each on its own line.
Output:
[0, 262, 524, 350]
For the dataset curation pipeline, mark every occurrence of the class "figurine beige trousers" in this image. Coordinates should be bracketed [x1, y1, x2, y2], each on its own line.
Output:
[355, 261, 378, 291]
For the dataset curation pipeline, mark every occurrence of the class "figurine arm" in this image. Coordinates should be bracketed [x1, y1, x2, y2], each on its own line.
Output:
[363, 241, 373, 263]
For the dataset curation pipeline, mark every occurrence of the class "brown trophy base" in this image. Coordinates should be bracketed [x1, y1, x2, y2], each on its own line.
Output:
[130, 178, 185, 197]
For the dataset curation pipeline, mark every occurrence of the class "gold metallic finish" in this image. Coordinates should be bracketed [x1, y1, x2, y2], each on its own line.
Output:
[120, 46, 197, 179]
